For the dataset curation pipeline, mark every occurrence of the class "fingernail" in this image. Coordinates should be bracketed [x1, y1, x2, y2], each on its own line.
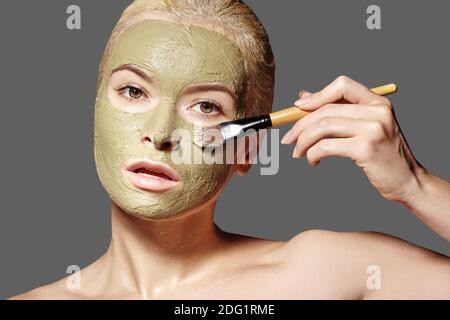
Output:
[292, 146, 299, 158]
[295, 95, 312, 107]
[298, 90, 308, 98]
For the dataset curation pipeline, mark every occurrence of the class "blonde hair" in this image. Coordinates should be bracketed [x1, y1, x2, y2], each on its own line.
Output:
[97, 0, 275, 116]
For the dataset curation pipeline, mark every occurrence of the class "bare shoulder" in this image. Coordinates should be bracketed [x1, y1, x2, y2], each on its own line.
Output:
[8, 277, 81, 300]
[285, 228, 447, 256]
[285, 229, 449, 262]
[283, 229, 450, 299]
[8, 258, 105, 300]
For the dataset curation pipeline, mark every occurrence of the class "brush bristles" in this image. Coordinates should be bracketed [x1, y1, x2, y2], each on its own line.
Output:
[194, 127, 225, 148]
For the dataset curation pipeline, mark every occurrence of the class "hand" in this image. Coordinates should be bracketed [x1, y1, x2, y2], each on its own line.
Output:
[281, 75, 426, 204]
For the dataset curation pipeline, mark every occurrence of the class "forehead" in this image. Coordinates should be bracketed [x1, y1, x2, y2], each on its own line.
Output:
[109, 19, 247, 95]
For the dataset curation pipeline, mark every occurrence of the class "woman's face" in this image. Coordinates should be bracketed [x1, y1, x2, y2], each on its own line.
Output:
[94, 19, 247, 219]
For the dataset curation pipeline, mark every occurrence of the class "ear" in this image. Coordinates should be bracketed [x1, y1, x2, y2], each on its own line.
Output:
[233, 130, 266, 177]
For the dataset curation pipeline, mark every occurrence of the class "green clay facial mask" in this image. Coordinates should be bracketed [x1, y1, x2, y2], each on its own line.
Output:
[94, 20, 247, 219]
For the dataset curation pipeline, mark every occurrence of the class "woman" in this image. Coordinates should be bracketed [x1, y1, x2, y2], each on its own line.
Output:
[12, 0, 449, 299]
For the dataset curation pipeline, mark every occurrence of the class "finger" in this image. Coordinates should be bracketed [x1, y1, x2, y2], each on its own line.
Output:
[298, 90, 312, 99]
[305, 137, 359, 167]
[292, 117, 377, 157]
[282, 103, 394, 144]
[294, 75, 391, 111]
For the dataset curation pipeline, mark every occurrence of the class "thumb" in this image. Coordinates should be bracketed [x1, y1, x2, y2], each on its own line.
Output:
[294, 91, 315, 110]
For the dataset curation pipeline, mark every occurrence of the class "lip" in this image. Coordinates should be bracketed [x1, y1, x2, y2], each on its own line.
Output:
[123, 159, 182, 192]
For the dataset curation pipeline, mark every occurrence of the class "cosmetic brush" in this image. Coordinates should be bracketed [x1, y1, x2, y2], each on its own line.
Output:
[195, 83, 398, 148]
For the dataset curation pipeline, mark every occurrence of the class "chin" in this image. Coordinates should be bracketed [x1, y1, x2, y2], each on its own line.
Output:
[110, 189, 222, 221]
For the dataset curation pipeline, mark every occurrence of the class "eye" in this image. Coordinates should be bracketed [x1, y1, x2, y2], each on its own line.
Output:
[190, 100, 223, 117]
[118, 85, 149, 101]
[128, 87, 143, 99]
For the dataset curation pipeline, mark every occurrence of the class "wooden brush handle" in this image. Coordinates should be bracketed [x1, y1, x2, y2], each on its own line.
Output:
[270, 83, 398, 127]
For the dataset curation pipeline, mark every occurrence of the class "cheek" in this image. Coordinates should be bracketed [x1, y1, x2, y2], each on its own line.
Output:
[95, 103, 142, 159]
[177, 163, 232, 203]
[171, 127, 234, 201]
[178, 140, 235, 192]
[94, 117, 141, 204]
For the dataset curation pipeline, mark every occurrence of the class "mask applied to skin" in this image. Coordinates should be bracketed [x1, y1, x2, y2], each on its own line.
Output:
[94, 20, 248, 219]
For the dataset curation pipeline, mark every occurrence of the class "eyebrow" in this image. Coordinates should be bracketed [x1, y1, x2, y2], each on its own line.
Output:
[111, 64, 154, 83]
[182, 84, 238, 101]
[111, 64, 238, 101]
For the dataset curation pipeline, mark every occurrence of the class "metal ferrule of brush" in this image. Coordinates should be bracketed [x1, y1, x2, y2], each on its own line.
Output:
[220, 114, 273, 141]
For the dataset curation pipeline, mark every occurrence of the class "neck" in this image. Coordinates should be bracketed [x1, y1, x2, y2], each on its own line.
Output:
[102, 199, 232, 298]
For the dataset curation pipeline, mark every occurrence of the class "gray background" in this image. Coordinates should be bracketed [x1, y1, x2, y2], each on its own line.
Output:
[0, 0, 449, 299]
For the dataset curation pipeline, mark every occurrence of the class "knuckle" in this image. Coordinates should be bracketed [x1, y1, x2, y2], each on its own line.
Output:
[363, 123, 385, 145]
[381, 97, 392, 109]
[306, 147, 314, 160]
[295, 139, 304, 150]
[376, 105, 395, 130]
[380, 97, 393, 108]
[372, 97, 392, 108]
[335, 75, 351, 87]
[367, 121, 384, 139]
[318, 116, 332, 129]
[359, 141, 374, 159]
[318, 139, 331, 152]
[315, 90, 323, 100]
[336, 74, 350, 82]
[377, 104, 393, 118]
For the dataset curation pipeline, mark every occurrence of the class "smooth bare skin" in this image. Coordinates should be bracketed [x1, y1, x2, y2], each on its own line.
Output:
[10, 224, 450, 299]
[10, 19, 450, 299]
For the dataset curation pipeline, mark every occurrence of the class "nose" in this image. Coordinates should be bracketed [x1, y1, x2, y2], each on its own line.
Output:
[140, 98, 182, 152]
[141, 132, 179, 152]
